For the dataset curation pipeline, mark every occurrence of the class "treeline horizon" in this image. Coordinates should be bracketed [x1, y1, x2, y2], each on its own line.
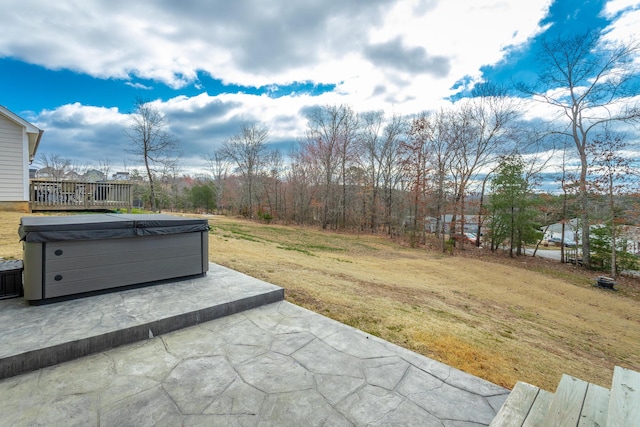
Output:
[36, 98, 639, 240]
[117, 101, 638, 245]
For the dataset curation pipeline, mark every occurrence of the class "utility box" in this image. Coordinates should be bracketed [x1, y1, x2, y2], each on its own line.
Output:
[19, 214, 210, 304]
[0, 260, 23, 299]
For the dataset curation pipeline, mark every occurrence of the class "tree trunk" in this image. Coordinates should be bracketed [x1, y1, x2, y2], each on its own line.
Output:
[509, 205, 514, 258]
[579, 151, 591, 269]
[560, 222, 566, 264]
[144, 158, 156, 212]
[476, 175, 489, 247]
[560, 192, 567, 264]
[609, 175, 617, 277]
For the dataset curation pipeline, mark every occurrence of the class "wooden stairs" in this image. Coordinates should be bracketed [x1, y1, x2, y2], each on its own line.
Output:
[490, 366, 640, 426]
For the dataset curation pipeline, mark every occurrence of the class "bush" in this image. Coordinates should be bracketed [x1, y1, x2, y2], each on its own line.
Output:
[591, 225, 639, 272]
[259, 211, 273, 224]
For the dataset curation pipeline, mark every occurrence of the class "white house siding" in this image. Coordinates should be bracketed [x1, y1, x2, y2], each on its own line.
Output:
[0, 114, 27, 201]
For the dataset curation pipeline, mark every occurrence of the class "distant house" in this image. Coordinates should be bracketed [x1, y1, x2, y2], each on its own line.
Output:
[34, 166, 68, 180]
[423, 215, 480, 233]
[112, 171, 130, 181]
[0, 105, 43, 212]
[34, 167, 53, 179]
[542, 219, 580, 244]
[83, 169, 106, 182]
[64, 171, 81, 181]
[620, 225, 640, 254]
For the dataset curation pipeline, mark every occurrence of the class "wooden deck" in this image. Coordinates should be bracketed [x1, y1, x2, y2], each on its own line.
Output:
[30, 179, 133, 212]
[491, 366, 639, 426]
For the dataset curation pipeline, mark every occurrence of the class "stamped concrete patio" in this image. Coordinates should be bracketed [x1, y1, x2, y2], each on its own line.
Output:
[0, 263, 509, 426]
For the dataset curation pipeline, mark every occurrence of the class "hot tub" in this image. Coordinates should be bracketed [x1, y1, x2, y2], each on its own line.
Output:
[19, 214, 210, 304]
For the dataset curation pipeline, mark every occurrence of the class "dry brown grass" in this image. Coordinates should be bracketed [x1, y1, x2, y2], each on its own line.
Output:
[3, 212, 639, 392]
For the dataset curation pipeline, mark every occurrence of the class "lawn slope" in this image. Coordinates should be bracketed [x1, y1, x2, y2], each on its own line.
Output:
[207, 216, 640, 391]
[1, 212, 638, 391]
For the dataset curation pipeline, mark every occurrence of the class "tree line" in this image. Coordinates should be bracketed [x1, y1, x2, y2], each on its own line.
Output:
[39, 30, 640, 274]
[202, 30, 640, 274]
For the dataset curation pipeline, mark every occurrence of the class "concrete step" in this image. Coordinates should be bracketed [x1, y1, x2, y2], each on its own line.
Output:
[0, 263, 284, 379]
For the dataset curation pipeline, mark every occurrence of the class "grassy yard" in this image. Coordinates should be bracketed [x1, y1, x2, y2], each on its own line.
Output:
[2, 211, 639, 392]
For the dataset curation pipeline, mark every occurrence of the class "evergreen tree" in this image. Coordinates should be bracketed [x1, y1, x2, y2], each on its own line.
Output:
[489, 155, 542, 257]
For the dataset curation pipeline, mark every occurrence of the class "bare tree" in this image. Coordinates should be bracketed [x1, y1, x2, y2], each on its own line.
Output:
[337, 106, 359, 228]
[358, 111, 406, 233]
[160, 159, 182, 212]
[220, 122, 269, 218]
[287, 146, 316, 224]
[98, 158, 112, 181]
[357, 110, 383, 231]
[70, 160, 89, 179]
[513, 131, 558, 256]
[519, 30, 640, 268]
[428, 110, 454, 242]
[35, 153, 72, 180]
[207, 150, 229, 215]
[400, 112, 433, 247]
[588, 132, 635, 277]
[447, 88, 518, 248]
[125, 98, 179, 212]
[301, 105, 358, 229]
[261, 149, 284, 219]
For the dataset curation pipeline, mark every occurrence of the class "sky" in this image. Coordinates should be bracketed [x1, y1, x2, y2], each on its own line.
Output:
[1, 0, 639, 178]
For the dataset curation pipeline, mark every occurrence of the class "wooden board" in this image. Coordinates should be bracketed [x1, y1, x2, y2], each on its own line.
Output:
[608, 366, 640, 426]
[522, 388, 553, 427]
[490, 382, 539, 426]
[541, 374, 588, 426]
[578, 383, 609, 427]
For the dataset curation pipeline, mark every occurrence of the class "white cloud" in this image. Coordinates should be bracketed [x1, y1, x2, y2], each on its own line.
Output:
[603, 0, 640, 16]
[32, 103, 129, 168]
[125, 82, 152, 90]
[3, 0, 565, 173]
[0, 0, 552, 109]
[602, 0, 640, 47]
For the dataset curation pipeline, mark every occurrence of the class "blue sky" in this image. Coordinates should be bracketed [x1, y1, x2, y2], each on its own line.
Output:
[1, 0, 638, 178]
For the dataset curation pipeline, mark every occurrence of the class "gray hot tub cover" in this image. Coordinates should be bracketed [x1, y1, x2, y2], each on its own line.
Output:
[19, 214, 210, 243]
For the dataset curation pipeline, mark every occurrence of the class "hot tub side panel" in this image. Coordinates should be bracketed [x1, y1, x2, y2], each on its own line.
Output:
[201, 230, 209, 273]
[23, 242, 44, 301]
[24, 232, 207, 301]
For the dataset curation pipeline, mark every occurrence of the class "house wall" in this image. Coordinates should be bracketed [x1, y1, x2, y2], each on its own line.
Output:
[0, 201, 29, 212]
[0, 114, 28, 204]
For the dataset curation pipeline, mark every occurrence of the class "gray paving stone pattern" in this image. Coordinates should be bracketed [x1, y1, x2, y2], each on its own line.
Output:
[0, 263, 508, 426]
